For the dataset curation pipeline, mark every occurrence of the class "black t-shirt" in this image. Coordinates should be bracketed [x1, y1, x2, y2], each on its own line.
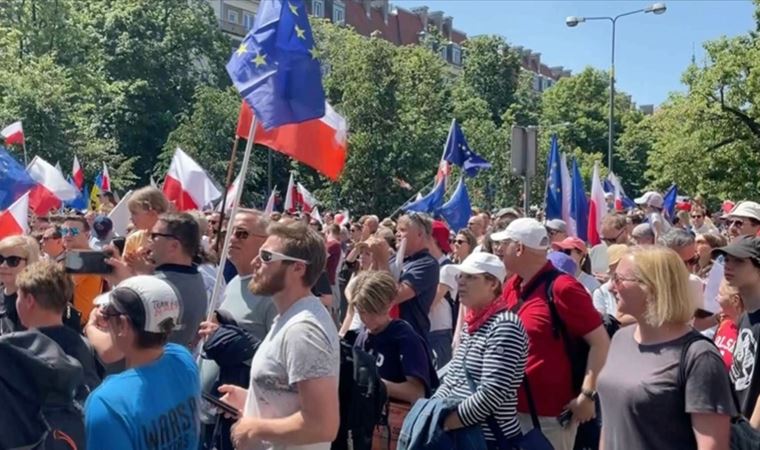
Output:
[0, 292, 21, 335]
[311, 271, 333, 297]
[731, 308, 760, 417]
[38, 325, 103, 401]
[393, 250, 439, 339]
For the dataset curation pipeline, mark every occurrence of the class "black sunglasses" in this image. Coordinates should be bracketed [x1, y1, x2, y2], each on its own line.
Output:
[601, 229, 624, 245]
[0, 255, 27, 267]
[150, 232, 178, 241]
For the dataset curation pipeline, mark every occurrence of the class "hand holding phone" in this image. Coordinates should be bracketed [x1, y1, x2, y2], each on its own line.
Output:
[202, 393, 241, 420]
[64, 251, 113, 275]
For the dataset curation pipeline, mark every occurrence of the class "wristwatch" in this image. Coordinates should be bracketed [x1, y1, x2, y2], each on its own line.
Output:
[581, 389, 598, 402]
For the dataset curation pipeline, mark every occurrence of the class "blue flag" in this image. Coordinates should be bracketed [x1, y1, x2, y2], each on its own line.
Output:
[226, 0, 325, 129]
[545, 135, 563, 220]
[64, 176, 89, 211]
[663, 184, 678, 222]
[439, 177, 471, 233]
[0, 145, 35, 210]
[405, 179, 446, 213]
[442, 120, 491, 177]
[570, 158, 589, 242]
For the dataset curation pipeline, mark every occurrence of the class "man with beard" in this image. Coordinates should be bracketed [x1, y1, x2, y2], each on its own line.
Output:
[218, 221, 340, 450]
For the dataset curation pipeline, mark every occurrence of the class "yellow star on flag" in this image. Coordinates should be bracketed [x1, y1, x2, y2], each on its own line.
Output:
[295, 24, 306, 39]
[253, 52, 267, 67]
[288, 2, 299, 16]
[236, 42, 248, 57]
[308, 46, 318, 60]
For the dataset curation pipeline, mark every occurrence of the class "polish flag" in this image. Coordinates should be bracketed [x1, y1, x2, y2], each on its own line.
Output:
[162, 148, 222, 211]
[0, 192, 29, 239]
[587, 162, 608, 246]
[283, 173, 296, 213]
[297, 183, 316, 213]
[236, 101, 348, 180]
[264, 189, 277, 215]
[101, 163, 111, 191]
[311, 207, 323, 224]
[216, 172, 242, 212]
[1, 121, 24, 146]
[26, 156, 78, 215]
[334, 209, 350, 226]
[72, 156, 84, 190]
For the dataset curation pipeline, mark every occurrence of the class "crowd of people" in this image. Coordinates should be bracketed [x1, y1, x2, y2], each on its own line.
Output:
[1, 184, 760, 450]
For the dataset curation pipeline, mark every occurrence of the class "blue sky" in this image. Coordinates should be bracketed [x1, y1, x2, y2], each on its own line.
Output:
[394, 0, 757, 106]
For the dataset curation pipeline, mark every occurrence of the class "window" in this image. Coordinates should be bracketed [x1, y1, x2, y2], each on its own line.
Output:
[451, 45, 462, 65]
[439, 45, 447, 61]
[333, 4, 345, 24]
[532, 73, 540, 91]
[312, 0, 324, 17]
[227, 9, 239, 23]
[243, 12, 255, 31]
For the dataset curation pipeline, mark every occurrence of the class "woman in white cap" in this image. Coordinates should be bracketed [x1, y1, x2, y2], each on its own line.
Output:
[431, 252, 529, 448]
[634, 191, 671, 241]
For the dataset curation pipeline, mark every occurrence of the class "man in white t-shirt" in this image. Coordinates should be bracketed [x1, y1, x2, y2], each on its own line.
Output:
[634, 191, 671, 242]
[219, 221, 339, 450]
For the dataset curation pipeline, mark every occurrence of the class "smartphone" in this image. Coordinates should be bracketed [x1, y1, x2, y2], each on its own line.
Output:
[111, 237, 126, 256]
[64, 251, 113, 275]
[557, 409, 573, 428]
[201, 393, 241, 419]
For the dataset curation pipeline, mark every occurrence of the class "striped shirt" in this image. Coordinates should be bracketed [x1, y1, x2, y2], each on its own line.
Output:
[432, 310, 528, 441]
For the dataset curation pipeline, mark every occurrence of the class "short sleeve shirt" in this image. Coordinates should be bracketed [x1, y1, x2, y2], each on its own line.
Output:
[244, 296, 340, 450]
[395, 249, 439, 338]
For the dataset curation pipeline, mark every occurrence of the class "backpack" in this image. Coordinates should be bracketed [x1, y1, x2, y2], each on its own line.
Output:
[332, 340, 388, 450]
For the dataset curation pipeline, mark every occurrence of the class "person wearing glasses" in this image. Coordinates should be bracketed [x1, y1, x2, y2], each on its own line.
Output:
[600, 214, 629, 245]
[40, 225, 65, 262]
[724, 201, 760, 241]
[657, 230, 710, 322]
[545, 219, 568, 244]
[691, 207, 718, 235]
[218, 221, 340, 450]
[0, 235, 40, 334]
[597, 246, 735, 450]
[62, 215, 104, 327]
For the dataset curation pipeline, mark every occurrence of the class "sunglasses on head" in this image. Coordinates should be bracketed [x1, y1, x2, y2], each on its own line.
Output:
[258, 249, 309, 265]
[60, 227, 80, 237]
[0, 255, 26, 268]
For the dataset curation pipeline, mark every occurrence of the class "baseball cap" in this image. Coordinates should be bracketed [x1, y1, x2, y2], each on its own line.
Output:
[635, 191, 664, 209]
[547, 251, 577, 275]
[606, 244, 629, 267]
[545, 219, 567, 233]
[97, 276, 181, 333]
[491, 218, 549, 250]
[495, 207, 520, 219]
[712, 236, 760, 265]
[552, 237, 587, 254]
[93, 216, 113, 237]
[431, 220, 452, 254]
[441, 252, 507, 283]
[727, 201, 760, 222]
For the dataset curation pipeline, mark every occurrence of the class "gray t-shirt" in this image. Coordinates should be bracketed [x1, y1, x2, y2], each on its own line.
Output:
[244, 295, 339, 450]
[155, 264, 208, 348]
[597, 326, 736, 450]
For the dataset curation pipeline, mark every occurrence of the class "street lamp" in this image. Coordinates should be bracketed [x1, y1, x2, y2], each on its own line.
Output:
[565, 3, 666, 174]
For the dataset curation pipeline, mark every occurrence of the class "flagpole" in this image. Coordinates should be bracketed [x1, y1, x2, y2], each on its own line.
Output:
[215, 137, 240, 254]
[22, 142, 28, 166]
[267, 148, 273, 197]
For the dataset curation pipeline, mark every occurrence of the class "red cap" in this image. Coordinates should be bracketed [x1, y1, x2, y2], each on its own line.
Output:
[432, 220, 452, 254]
[551, 237, 587, 254]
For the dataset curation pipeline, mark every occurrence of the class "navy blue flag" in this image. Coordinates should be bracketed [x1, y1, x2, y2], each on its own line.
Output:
[570, 158, 588, 242]
[439, 177, 471, 233]
[442, 120, 491, 177]
[663, 184, 678, 222]
[226, 0, 325, 129]
[0, 145, 35, 210]
[545, 134, 563, 220]
[64, 176, 88, 211]
[405, 178, 446, 213]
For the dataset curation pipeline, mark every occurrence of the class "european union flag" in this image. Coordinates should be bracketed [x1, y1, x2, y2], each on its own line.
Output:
[226, 0, 325, 130]
[405, 178, 446, 213]
[439, 177, 471, 233]
[442, 120, 491, 177]
[64, 176, 88, 211]
[663, 184, 678, 222]
[570, 158, 588, 242]
[545, 134, 563, 220]
[0, 145, 35, 210]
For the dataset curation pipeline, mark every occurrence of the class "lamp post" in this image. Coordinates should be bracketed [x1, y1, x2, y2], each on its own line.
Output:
[566, 3, 666, 174]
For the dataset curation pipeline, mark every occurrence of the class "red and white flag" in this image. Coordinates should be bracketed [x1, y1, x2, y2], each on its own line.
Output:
[297, 183, 316, 213]
[587, 161, 608, 246]
[101, 162, 111, 191]
[334, 209, 350, 226]
[1, 121, 24, 146]
[72, 156, 84, 190]
[283, 173, 296, 213]
[264, 189, 277, 215]
[0, 192, 29, 239]
[311, 206, 323, 224]
[162, 148, 222, 211]
[216, 173, 242, 212]
[26, 156, 78, 215]
[236, 102, 348, 180]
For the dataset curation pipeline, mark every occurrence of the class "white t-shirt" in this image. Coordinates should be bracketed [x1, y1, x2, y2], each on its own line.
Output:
[592, 282, 617, 317]
[429, 263, 458, 332]
[577, 272, 601, 294]
[693, 223, 719, 235]
[244, 296, 340, 450]
[649, 211, 672, 236]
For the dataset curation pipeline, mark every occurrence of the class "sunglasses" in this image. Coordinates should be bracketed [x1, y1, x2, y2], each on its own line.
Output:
[258, 249, 309, 265]
[601, 229, 624, 245]
[729, 220, 744, 228]
[232, 229, 267, 240]
[691, 215, 703, 219]
[451, 239, 467, 245]
[60, 227, 81, 237]
[0, 255, 27, 268]
[150, 232, 178, 241]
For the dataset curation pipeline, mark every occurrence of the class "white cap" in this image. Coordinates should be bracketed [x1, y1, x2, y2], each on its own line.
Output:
[100, 276, 181, 333]
[634, 191, 664, 209]
[728, 201, 760, 222]
[545, 219, 567, 233]
[491, 218, 550, 250]
[441, 252, 507, 283]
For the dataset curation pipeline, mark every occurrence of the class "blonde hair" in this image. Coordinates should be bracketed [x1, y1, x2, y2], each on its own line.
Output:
[627, 246, 694, 327]
[346, 271, 397, 315]
[0, 235, 40, 264]
[127, 186, 169, 214]
[17, 260, 73, 312]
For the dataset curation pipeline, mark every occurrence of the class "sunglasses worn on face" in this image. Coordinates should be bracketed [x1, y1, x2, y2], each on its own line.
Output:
[729, 220, 744, 228]
[691, 215, 703, 219]
[601, 230, 624, 245]
[0, 255, 27, 267]
[452, 239, 467, 245]
[232, 229, 267, 240]
[60, 227, 80, 237]
[150, 232, 178, 241]
[259, 249, 310, 265]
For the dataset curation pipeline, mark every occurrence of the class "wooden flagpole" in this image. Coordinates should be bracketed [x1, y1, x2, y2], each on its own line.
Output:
[215, 137, 240, 254]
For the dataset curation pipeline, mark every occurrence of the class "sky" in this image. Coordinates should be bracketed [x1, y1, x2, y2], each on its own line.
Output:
[394, 0, 757, 106]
